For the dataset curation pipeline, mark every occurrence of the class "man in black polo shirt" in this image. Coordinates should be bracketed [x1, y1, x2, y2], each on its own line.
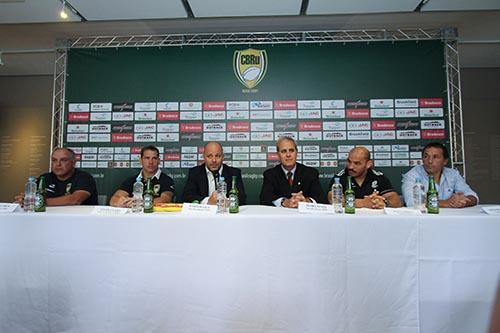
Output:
[14, 147, 98, 206]
[109, 145, 175, 207]
[327, 146, 402, 209]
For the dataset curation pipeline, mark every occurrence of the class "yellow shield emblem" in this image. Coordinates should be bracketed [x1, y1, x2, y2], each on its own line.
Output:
[233, 48, 268, 89]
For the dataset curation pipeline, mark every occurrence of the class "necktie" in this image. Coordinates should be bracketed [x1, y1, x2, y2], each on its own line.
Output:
[287, 171, 293, 187]
[212, 171, 220, 186]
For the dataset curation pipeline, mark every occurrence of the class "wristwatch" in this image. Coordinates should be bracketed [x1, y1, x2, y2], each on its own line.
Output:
[383, 198, 390, 207]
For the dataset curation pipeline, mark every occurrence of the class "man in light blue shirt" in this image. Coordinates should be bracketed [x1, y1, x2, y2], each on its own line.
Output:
[402, 142, 478, 208]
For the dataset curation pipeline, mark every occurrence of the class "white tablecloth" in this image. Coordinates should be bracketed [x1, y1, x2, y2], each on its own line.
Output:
[1, 206, 499, 333]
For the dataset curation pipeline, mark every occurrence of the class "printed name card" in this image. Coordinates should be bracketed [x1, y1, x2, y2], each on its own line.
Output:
[181, 203, 217, 215]
[91, 206, 129, 215]
[384, 207, 423, 216]
[0, 203, 20, 213]
[298, 202, 335, 214]
[481, 206, 500, 215]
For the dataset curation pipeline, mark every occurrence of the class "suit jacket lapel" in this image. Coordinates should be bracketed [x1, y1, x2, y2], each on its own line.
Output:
[200, 164, 209, 197]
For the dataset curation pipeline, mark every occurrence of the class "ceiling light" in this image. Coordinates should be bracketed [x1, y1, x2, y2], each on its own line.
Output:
[60, 1, 68, 19]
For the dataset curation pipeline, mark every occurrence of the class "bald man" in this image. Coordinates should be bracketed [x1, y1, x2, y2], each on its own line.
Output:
[182, 141, 246, 205]
[328, 146, 402, 209]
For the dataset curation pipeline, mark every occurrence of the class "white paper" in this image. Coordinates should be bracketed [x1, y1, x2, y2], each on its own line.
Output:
[481, 205, 500, 215]
[384, 207, 423, 216]
[0, 203, 20, 213]
[91, 206, 129, 215]
[298, 202, 335, 214]
[181, 203, 217, 215]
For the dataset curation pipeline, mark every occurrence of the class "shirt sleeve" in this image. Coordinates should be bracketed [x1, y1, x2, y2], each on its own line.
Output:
[73, 171, 97, 195]
[160, 174, 175, 196]
[377, 175, 395, 196]
[449, 169, 479, 203]
[401, 168, 418, 207]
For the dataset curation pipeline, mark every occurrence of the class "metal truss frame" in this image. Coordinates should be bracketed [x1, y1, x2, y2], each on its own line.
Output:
[52, 28, 465, 176]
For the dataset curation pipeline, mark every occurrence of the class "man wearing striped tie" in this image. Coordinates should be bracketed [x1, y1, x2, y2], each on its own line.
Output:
[260, 136, 326, 208]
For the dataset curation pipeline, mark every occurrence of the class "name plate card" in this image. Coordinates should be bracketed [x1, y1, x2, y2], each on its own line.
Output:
[181, 203, 217, 215]
[91, 206, 129, 215]
[298, 202, 335, 214]
[481, 206, 500, 215]
[0, 203, 20, 213]
[384, 207, 423, 216]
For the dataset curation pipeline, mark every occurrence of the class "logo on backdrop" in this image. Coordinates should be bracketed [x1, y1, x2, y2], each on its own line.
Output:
[233, 48, 268, 89]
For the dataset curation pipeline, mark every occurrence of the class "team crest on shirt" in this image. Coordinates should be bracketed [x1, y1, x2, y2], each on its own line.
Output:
[371, 180, 378, 189]
[65, 183, 72, 195]
[153, 184, 160, 196]
[233, 48, 268, 89]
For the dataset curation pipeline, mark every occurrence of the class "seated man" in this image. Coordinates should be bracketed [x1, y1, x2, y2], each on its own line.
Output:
[182, 141, 246, 205]
[260, 136, 326, 208]
[110, 145, 175, 207]
[328, 146, 402, 209]
[402, 142, 478, 208]
[15, 147, 98, 206]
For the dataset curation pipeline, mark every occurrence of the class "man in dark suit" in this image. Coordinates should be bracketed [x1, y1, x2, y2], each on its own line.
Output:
[260, 136, 326, 208]
[182, 141, 246, 205]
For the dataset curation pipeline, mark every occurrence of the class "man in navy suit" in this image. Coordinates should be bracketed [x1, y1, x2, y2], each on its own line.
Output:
[182, 141, 246, 205]
[260, 136, 326, 208]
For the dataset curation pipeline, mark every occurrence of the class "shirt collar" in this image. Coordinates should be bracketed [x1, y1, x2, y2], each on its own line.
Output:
[205, 164, 224, 177]
[281, 164, 296, 176]
[138, 168, 162, 180]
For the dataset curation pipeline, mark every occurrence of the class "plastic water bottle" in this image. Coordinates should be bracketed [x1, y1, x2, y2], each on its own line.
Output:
[216, 176, 227, 214]
[131, 177, 144, 213]
[412, 176, 426, 213]
[24, 176, 37, 213]
[331, 177, 343, 213]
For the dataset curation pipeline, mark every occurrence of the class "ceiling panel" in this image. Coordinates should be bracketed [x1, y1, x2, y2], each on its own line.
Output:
[0, 0, 80, 24]
[422, 0, 500, 11]
[308, 0, 422, 15]
[189, 0, 301, 18]
[70, 0, 186, 21]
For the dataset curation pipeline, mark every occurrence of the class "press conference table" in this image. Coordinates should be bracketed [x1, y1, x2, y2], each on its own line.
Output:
[1, 205, 499, 333]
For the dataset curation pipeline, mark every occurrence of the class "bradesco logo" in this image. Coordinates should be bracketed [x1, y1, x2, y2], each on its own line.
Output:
[419, 98, 443, 108]
[233, 48, 268, 89]
[180, 123, 203, 133]
[298, 122, 322, 131]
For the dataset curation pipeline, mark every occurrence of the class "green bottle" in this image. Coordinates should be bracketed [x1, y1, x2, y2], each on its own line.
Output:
[228, 176, 239, 214]
[426, 176, 439, 214]
[34, 176, 46, 212]
[344, 176, 355, 214]
[143, 177, 154, 213]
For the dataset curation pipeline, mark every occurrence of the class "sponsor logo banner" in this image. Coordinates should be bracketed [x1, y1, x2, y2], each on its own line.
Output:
[232, 161, 249, 168]
[421, 120, 445, 129]
[182, 153, 198, 161]
[68, 113, 90, 122]
[67, 133, 88, 142]
[180, 102, 202, 111]
[157, 133, 180, 142]
[410, 152, 422, 159]
[234, 146, 249, 153]
[299, 122, 322, 131]
[157, 123, 179, 132]
[303, 145, 320, 152]
[251, 122, 274, 131]
[374, 145, 391, 152]
[99, 147, 114, 154]
[89, 124, 111, 133]
[203, 122, 226, 132]
[320, 152, 337, 159]
[374, 160, 391, 167]
[250, 161, 267, 167]
[67, 124, 89, 133]
[180, 111, 202, 120]
[81, 161, 97, 168]
[410, 159, 423, 166]
[91, 103, 112, 112]
[134, 133, 156, 142]
[274, 100, 297, 110]
[227, 122, 250, 132]
[157, 112, 179, 121]
[338, 145, 355, 153]
[323, 121, 346, 131]
[267, 152, 279, 161]
[164, 161, 181, 168]
[274, 132, 297, 140]
[298, 110, 321, 119]
[180, 123, 203, 133]
[250, 146, 266, 153]
[419, 98, 443, 107]
[392, 144, 409, 152]
[156, 102, 179, 111]
[112, 162, 130, 168]
[303, 152, 320, 160]
[274, 110, 297, 119]
[233, 153, 249, 160]
[347, 121, 371, 130]
[303, 161, 320, 167]
[114, 154, 130, 161]
[134, 102, 156, 111]
[251, 132, 274, 141]
[346, 100, 369, 109]
[182, 147, 198, 153]
[116, 147, 131, 154]
[396, 120, 420, 130]
[322, 100, 345, 109]
[227, 101, 249, 110]
[97, 161, 109, 168]
[134, 112, 156, 121]
[299, 132, 322, 141]
[395, 108, 419, 118]
[227, 111, 250, 120]
[323, 131, 347, 141]
[421, 129, 446, 139]
[112, 103, 133, 112]
[112, 112, 133, 121]
[374, 152, 391, 159]
[370, 99, 394, 108]
[233, 48, 268, 89]
[203, 102, 225, 111]
[250, 101, 273, 110]
[371, 130, 396, 140]
[203, 111, 226, 120]
[298, 100, 321, 109]
[134, 124, 156, 133]
[392, 160, 410, 167]
[98, 154, 113, 161]
[372, 120, 396, 130]
[370, 108, 394, 118]
[227, 132, 250, 141]
[347, 109, 370, 118]
[180, 133, 202, 141]
[275, 121, 297, 131]
[203, 133, 226, 141]
[348, 131, 371, 140]
[397, 130, 421, 139]
[320, 160, 338, 167]
[392, 152, 409, 159]
[68, 103, 90, 112]
[91, 112, 112, 121]
[395, 98, 418, 108]
[322, 109, 346, 119]
[112, 123, 133, 133]
[420, 108, 444, 117]
[250, 153, 267, 160]
[181, 161, 198, 168]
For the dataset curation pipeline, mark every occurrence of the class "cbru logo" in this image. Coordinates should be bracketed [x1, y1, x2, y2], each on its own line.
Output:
[233, 49, 268, 89]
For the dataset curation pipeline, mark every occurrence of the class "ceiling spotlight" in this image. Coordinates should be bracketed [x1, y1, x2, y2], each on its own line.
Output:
[60, 1, 68, 19]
